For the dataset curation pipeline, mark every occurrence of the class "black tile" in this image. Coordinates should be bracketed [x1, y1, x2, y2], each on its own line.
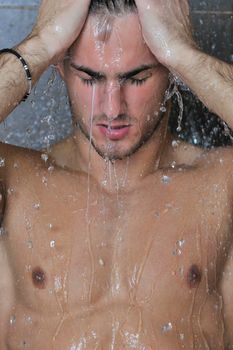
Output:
[191, 13, 233, 62]
[190, 0, 233, 12]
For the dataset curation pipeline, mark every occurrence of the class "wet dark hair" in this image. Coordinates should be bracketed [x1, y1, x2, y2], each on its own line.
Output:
[89, 0, 137, 14]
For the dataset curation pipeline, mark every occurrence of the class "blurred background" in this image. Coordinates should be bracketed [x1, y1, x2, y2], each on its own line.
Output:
[0, 0, 232, 149]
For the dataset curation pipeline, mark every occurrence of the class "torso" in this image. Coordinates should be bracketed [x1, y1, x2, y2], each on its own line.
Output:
[0, 141, 232, 350]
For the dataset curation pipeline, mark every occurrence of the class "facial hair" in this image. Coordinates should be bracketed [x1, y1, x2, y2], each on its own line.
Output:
[71, 104, 166, 162]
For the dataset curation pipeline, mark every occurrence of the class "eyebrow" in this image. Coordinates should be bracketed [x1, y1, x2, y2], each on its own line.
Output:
[70, 63, 157, 80]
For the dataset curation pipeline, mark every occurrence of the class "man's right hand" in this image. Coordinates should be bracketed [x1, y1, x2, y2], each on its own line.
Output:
[0, 0, 90, 120]
[30, 0, 91, 64]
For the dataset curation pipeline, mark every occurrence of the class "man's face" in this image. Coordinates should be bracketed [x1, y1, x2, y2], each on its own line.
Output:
[60, 13, 169, 160]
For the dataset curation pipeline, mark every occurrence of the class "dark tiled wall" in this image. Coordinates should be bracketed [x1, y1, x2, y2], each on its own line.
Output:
[173, 0, 233, 147]
[190, 0, 233, 62]
[0, 0, 232, 148]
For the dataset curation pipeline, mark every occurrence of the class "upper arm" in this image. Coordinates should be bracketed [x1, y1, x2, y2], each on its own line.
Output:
[203, 147, 233, 347]
[0, 158, 9, 344]
[217, 147, 233, 347]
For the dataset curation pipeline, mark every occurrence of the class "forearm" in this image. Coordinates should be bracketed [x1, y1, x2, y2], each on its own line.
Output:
[0, 36, 51, 122]
[135, 0, 233, 128]
[169, 47, 233, 128]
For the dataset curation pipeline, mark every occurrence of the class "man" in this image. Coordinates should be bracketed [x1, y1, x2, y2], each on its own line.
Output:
[0, 0, 233, 349]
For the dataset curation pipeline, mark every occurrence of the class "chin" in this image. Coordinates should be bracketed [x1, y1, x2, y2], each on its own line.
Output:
[93, 141, 141, 161]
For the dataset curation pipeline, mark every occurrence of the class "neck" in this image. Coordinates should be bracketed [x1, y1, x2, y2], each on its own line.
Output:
[49, 114, 170, 193]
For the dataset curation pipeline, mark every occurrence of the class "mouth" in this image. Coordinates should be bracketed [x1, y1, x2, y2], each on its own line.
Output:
[98, 124, 130, 129]
[96, 123, 131, 140]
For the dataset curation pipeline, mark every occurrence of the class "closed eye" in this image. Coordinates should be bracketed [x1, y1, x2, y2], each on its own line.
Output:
[80, 76, 149, 87]
[128, 77, 148, 86]
[80, 77, 97, 86]
[81, 76, 149, 87]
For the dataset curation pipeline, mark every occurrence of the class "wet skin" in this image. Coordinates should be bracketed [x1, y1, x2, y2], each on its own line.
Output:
[1, 13, 233, 350]
[0, 140, 233, 350]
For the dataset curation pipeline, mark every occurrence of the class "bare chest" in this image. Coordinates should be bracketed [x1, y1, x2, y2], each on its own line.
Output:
[3, 169, 230, 312]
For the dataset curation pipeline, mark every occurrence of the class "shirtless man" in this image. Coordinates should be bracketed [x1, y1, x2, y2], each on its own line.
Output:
[0, 0, 233, 349]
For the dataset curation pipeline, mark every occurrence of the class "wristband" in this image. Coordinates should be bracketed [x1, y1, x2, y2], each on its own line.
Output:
[0, 48, 32, 102]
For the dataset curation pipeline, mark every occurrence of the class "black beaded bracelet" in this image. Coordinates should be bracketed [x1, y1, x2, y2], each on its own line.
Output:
[0, 48, 32, 102]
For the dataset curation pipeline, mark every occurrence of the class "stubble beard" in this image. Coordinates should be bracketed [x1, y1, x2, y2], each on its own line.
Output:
[72, 110, 166, 162]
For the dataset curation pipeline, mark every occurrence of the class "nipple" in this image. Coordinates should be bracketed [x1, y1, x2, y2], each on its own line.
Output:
[187, 264, 202, 288]
[32, 267, 47, 289]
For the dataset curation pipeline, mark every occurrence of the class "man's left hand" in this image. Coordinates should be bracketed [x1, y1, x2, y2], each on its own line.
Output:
[135, 0, 196, 69]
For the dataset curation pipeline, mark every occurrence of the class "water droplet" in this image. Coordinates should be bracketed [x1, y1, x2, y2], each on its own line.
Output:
[10, 315, 16, 325]
[25, 218, 32, 230]
[171, 161, 176, 169]
[161, 175, 171, 184]
[24, 315, 33, 324]
[162, 322, 173, 333]
[42, 176, 48, 186]
[173, 239, 185, 256]
[172, 140, 179, 148]
[54, 276, 62, 292]
[0, 227, 7, 236]
[25, 265, 31, 272]
[124, 331, 140, 347]
[160, 106, 167, 113]
[48, 165, 54, 172]
[41, 153, 49, 162]
[178, 266, 184, 276]
[173, 248, 182, 256]
[179, 333, 185, 341]
[7, 188, 14, 195]
[177, 239, 185, 247]
[27, 240, 33, 249]
[176, 126, 182, 132]
[117, 236, 123, 243]
[48, 223, 53, 229]
[101, 179, 108, 187]
[0, 157, 5, 167]
[99, 258, 105, 267]
[55, 25, 62, 33]
[50, 240, 55, 248]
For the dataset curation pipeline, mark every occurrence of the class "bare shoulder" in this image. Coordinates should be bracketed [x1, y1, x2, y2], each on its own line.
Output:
[0, 141, 43, 175]
[173, 138, 233, 177]
[194, 145, 233, 185]
[0, 141, 45, 202]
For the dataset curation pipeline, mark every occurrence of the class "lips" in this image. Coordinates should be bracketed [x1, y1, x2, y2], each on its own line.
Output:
[97, 124, 131, 141]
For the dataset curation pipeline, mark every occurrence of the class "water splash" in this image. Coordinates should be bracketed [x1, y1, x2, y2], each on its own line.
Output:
[165, 74, 184, 133]
[86, 85, 96, 304]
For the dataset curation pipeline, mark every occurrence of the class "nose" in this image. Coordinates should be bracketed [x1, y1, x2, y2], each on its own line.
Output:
[102, 81, 122, 120]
